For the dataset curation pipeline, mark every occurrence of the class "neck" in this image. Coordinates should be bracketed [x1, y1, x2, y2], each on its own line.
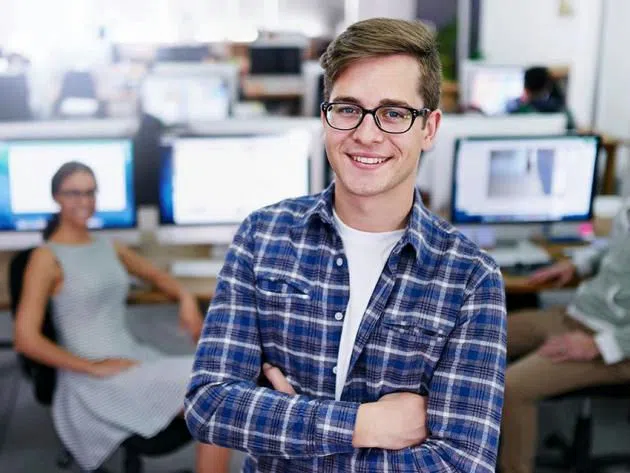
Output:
[50, 222, 91, 244]
[334, 182, 415, 233]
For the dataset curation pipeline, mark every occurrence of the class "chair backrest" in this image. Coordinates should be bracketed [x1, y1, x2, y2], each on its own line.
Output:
[0, 73, 32, 121]
[59, 70, 97, 99]
[8, 248, 57, 405]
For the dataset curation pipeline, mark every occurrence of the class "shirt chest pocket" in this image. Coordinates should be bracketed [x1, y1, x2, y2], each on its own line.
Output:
[256, 274, 312, 300]
[255, 273, 314, 349]
[368, 313, 452, 391]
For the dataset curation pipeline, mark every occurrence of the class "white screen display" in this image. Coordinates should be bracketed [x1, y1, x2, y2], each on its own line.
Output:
[169, 129, 311, 224]
[452, 136, 599, 223]
[142, 75, 230, 125]
[468, 67, 525, 115]
[8, 140, 129, 215]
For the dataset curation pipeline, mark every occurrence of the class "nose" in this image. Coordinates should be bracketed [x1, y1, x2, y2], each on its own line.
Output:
[352, 112, 384, 145]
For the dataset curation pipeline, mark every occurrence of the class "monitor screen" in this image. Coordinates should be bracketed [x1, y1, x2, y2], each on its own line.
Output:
[141, 74, 230, 126]
[416, 113, 569, 214]
[465, 65, 525, 115]
[159, 130, 311, 227]
[249, 46, 303, 75]
[0, 138, 135, 231]
[451, 135, 600, 225]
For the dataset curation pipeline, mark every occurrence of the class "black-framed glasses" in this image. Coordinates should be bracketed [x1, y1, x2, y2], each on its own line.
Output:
[321, 101, 432, 134]
[58, 188, 97, 199]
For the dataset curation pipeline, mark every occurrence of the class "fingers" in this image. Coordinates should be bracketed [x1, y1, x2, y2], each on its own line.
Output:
[527, 269, 556, 285]
[555, 272, 572, 287]
[263, 363, 296, 395]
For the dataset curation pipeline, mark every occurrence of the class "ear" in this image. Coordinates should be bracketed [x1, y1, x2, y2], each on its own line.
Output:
[421, 109, 442, 151]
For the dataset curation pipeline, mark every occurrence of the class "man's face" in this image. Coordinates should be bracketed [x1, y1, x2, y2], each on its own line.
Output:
[323, 54, 441, 200]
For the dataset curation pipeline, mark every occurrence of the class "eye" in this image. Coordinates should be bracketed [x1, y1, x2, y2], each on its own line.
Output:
[336, 105, 360, 115]
[380, 108, 408, 120]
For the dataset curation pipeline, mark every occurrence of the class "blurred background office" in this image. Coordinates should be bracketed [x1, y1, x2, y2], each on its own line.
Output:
[0, 0, 630, 472]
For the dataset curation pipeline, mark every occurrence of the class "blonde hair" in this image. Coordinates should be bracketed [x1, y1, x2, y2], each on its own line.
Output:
[320, 17, 442, 110]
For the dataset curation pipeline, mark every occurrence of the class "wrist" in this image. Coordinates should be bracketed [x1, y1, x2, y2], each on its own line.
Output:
[178, 290, 195, 303]
[352, 402, 379, 448]
[84, 359, 99, 375]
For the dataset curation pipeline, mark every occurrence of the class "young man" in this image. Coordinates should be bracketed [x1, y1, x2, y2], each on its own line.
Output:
[506, 66, 575, 129]
[500, 201, 630, 473]
[185, 17, 506, 472]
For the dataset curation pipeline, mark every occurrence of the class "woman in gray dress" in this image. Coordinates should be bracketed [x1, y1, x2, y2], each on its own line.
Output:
[14, 161, 230, 473]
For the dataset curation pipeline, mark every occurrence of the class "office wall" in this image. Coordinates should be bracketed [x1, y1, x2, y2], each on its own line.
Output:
[479, 0, 602, 129]
[594, 0, 630, 139]
[356, 0, 417, 21]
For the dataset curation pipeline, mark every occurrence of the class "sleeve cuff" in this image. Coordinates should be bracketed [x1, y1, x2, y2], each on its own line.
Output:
[595, 331, 625, 364]
[314, 401, 359, 455]
[572, 247, 597, 277]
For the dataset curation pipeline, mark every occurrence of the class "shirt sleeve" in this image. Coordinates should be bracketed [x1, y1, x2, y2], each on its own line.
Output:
[408, 266, 507, 472]
[184, 214, 359, 458]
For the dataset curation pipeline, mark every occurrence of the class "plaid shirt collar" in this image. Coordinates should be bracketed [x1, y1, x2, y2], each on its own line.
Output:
[291, 182, 428, 261]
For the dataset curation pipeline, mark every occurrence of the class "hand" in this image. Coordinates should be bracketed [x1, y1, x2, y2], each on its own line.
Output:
[538, 331, 600, 362]
[262, 363, 296, 395]
[353, 392, 429, 450]
[90, 358, 139, 378]
[179, 294, 204, 342]
[527, 260, 576, 287]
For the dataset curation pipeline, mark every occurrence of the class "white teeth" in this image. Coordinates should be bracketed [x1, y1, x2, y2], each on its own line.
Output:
[352, 155, 387, 164]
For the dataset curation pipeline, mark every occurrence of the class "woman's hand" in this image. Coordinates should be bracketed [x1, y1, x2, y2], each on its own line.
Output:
[179, 294, 204, 343]
[90, 358, 139, 378]
[527, 260, 576, 287]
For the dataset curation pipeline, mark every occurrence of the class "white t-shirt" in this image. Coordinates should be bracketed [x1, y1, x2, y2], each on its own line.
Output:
[333, 210, 405, 400]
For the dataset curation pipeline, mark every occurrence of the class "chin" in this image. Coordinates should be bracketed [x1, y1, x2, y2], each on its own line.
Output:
[339, 179, 388, 198]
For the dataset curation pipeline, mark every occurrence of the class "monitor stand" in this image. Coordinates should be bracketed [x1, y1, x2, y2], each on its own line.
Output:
[169, 244, 230, 278]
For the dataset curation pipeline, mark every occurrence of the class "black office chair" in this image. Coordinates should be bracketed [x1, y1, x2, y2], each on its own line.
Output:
[53, 70, 104, 118]
[536, 384, 630, 473]
[9, 248, 193, 473]
[0, 72, 32, 121]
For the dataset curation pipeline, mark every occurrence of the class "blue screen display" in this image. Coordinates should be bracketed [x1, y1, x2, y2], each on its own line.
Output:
[0, 138, 136, 231]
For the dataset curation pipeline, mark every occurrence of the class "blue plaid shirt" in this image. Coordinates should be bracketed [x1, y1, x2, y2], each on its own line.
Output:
[185, 184, 507, 473]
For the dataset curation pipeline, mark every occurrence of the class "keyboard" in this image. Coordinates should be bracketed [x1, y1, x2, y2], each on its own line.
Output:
[501, 262, 552, 277]
[485, 240, 552, 268]
[170, 259, 224, 278]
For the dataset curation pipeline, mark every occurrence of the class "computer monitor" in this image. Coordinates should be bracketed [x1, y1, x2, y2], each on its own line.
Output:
[157, 118, 323, 245]
[451, 135, 600, 227]
[248, 39, 305, 75]
[416, 113, 569, 214]
[155, 44, 210, 62]
[0, 72, 32, 121]
[141, 62, 239, 126]
[0, 137, 137, 250]
[460, 61, 525, 115]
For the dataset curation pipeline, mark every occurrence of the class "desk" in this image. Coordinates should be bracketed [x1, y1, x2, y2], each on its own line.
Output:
[0, 232, 609, 311]
[0, 265, 568, 310]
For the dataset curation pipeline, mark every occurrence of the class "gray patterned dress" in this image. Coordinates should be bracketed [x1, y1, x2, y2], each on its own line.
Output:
[47, 237, 193, 471]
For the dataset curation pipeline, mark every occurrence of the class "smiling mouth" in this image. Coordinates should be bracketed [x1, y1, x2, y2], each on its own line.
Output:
[349, 155, 390, 165]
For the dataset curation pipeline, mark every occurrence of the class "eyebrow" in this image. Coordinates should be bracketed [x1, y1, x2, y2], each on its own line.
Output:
[330, 95, 419, 109]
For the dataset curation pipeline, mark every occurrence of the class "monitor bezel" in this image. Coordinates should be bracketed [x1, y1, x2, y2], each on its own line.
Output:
[0, 135, 138, 232]
[450, 133, 602, 225]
